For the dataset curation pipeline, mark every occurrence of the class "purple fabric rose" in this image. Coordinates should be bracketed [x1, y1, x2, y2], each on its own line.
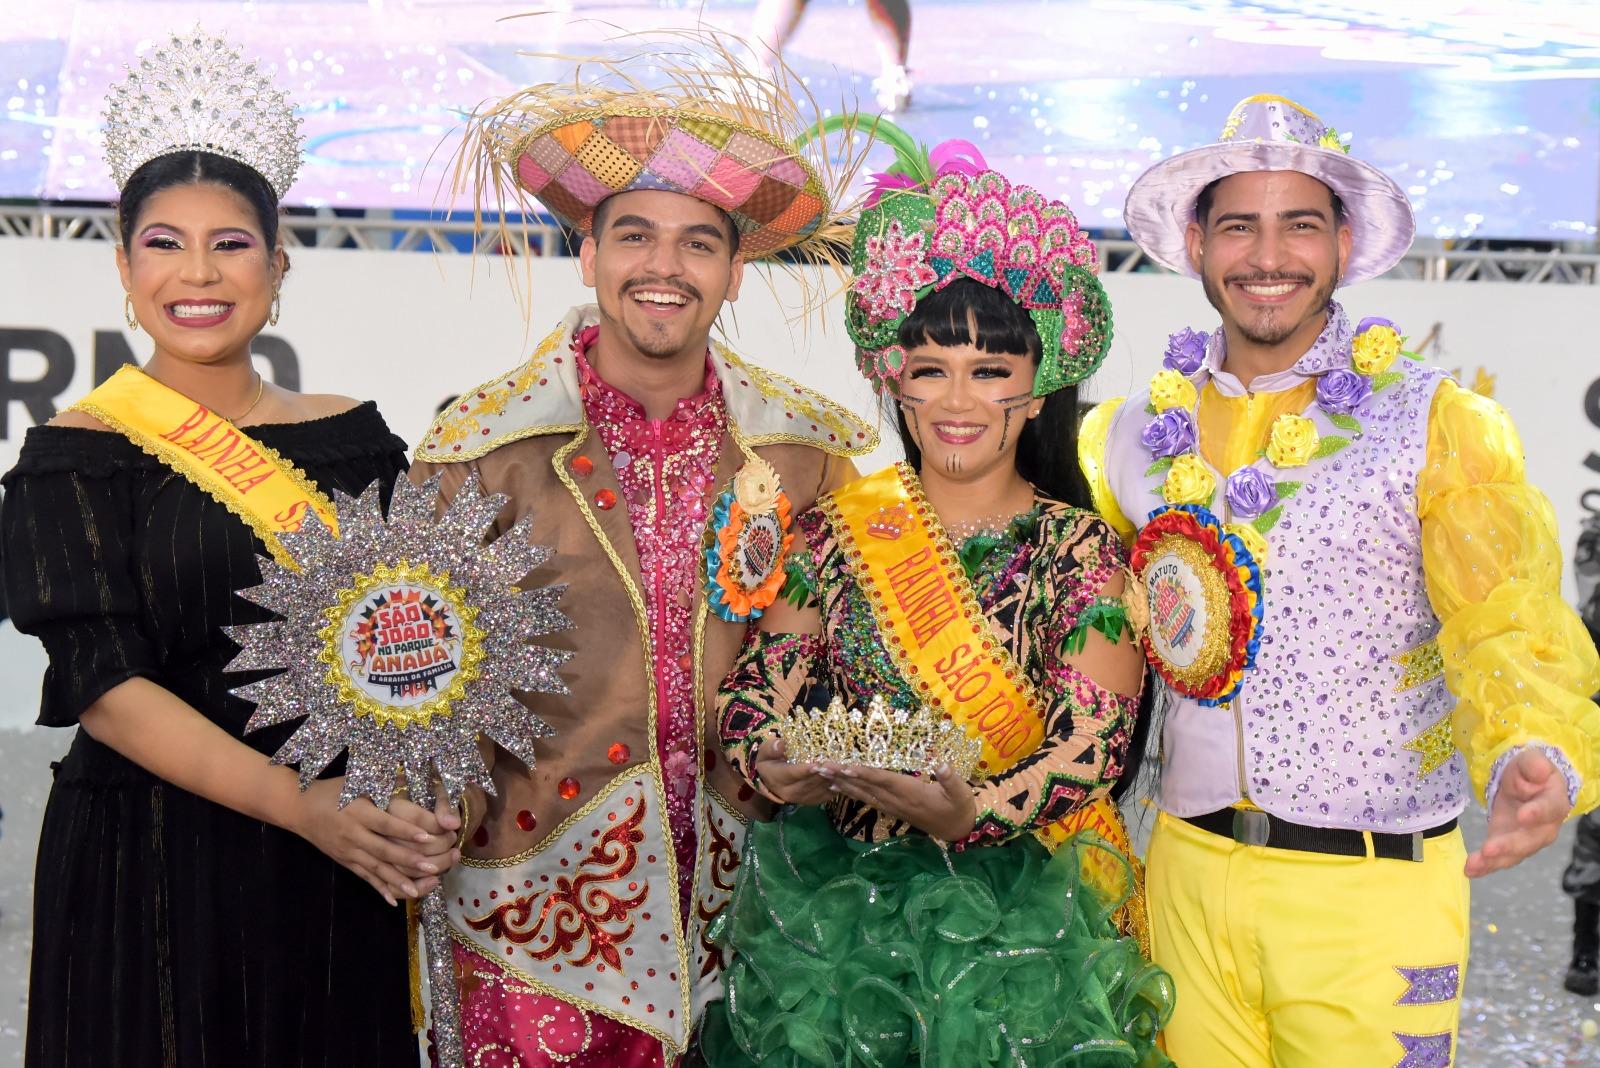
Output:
[1316, 368, 1372, 416]
[1225, 466, 1277, 520]
[1140, 409, 1197, 459]
[1162, 327, 1210, 374]
[1354, 316, 1395, 335]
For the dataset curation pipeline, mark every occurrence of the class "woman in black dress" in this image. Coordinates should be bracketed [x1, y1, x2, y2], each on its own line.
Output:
[1, 30, 458, 1067]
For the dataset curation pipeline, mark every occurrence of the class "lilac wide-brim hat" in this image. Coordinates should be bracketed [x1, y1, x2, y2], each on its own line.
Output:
[1124, 94, 1415, 286]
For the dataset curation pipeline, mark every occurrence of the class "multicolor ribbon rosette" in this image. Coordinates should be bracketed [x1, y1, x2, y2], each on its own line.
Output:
[1130, 504, 1263, 706]
[705, 455, 794, 623]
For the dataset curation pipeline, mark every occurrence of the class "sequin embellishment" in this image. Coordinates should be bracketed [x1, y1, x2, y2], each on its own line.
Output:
[1394, 963, 1460, 1006]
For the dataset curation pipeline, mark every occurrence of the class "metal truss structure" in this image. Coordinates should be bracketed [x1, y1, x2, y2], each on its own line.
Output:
[4, 203, 1596, 284]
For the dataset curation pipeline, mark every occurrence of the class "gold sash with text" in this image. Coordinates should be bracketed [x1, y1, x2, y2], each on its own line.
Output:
[825, 463, 1046, 777]
[71, 366, 338, 567]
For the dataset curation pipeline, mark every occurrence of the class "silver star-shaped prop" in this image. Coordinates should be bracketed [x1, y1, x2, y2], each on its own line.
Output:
[224, 470, 571, 1068]
[226, 470, 569, 805]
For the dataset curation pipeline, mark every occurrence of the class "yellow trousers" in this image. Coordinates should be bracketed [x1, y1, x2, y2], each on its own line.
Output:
[1147, 811, 1471, 1067]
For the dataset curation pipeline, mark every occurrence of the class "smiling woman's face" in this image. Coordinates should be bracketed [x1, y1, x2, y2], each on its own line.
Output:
[116, 181, 283, 366]
[897, 334, 1043, 484]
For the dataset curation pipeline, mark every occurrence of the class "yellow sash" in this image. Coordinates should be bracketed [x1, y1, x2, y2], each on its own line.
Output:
[824, 463, 1046, 775]
[71, 366, 338, 568]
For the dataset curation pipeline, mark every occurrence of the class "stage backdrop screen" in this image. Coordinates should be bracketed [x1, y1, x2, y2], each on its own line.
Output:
[3, 0, 1598, 240]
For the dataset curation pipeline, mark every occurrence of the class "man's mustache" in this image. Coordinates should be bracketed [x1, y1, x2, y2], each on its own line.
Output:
[1223, 272, 1314, 285]
[622, 278, 702, 302]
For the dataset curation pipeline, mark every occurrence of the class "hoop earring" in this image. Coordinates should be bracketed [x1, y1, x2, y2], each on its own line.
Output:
[124, 294, 139, 331]
[268, 290, 281, 327]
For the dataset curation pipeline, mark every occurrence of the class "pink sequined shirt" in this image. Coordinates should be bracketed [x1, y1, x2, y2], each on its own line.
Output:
[575, 326, 725, 924]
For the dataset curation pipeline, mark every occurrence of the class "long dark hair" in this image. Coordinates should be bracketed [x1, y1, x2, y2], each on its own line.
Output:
[891, 278, 1158, 801]
[118, 151, 282, 250]
[890, 278, 1090, 508]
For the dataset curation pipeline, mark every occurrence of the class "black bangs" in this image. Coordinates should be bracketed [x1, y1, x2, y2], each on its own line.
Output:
[890, 275, 1090, 508]
[897, 278, 1043, 362]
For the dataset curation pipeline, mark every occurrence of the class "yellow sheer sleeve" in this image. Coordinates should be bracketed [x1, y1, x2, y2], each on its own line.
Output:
[1419, 379, 1600, 811]
[1078, 397, 1135, 544]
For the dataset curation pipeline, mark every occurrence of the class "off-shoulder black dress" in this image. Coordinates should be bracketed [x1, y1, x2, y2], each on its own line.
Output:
[1, 404, 419, 1067]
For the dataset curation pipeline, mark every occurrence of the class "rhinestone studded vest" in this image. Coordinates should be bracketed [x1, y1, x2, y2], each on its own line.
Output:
[1110, 359, 1460, 831]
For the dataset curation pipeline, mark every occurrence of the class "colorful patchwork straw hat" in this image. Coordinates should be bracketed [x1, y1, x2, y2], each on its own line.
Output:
[1123, 94, 1414, 285]
[829, 116, 1113, 397]
[455, 32, 866, 261]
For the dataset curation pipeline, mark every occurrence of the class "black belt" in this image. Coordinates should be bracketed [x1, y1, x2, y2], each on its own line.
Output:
[1180, 808, 1458, 863]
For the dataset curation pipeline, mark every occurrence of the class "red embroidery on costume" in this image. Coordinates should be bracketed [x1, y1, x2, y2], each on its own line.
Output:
[465, 799, 649, 970]
[695, 814, 741, 978]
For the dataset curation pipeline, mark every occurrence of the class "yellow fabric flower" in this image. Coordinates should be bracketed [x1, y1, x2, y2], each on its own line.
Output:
[1149, 369, 1198, 413]
[1265, 413, 1320, 468]
[734, 456, 782, 513]
[1162, 454, 1215, 505]
[1351, 325, 1402, 376]
[1227, 522, 1270, 565]
[1318, 128, 1349, 154]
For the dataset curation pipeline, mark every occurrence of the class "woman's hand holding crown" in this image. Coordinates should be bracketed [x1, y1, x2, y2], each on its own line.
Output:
[820, 762, 977, 843]
[752, 737, 836, 806]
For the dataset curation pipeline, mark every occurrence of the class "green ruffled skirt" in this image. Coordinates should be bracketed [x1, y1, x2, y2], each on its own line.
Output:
[700, 806, 1174, 1067]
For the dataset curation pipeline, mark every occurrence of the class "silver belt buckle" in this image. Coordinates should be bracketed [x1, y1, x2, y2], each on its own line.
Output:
[1409, 831, 1424, 863]
[1232, 808, 1271, 847]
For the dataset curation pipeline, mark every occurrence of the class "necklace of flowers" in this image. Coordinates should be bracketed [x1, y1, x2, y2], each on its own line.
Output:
[1139, 316, 1420, 564]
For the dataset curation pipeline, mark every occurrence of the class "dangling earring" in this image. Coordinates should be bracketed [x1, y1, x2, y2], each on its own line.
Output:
[124, 294, 139, 331]
[268, 289, 281, 327]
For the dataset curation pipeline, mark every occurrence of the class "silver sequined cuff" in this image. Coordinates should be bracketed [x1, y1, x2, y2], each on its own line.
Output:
[1486, 742, 1582, 813]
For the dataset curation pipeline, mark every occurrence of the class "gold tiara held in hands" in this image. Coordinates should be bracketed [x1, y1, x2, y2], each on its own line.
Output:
[776, 694, 983, 781]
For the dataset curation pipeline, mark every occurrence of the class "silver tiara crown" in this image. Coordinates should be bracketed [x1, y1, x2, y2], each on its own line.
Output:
[776, 694, 985, 782]
[103, 28, 303, 199]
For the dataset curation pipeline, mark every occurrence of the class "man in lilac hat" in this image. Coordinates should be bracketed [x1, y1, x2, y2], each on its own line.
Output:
[1080, 93, 1600, 1066]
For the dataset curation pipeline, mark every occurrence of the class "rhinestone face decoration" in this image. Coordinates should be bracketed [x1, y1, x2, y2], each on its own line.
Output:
[103, 27, 304, 198]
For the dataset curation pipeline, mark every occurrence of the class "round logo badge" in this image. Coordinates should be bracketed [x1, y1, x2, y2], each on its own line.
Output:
[732, 510, 785, 590]
[1143, 548, 1216, 673]
[1131, 506, 1264, 707]
[320, 561, 484, 727]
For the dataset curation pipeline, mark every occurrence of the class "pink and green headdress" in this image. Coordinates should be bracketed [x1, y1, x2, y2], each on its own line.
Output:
[832, 118, 1113, 397]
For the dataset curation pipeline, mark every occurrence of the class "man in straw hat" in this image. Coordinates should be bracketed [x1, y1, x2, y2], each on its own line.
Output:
[410, 37, 875, 1066]
[1080, 93, 1600, 1065]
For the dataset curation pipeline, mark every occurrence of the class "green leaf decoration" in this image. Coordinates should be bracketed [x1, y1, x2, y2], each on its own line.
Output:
[1274, 481, 1303, 499]
[958, 534, 1003, 578]
[1062, 598, 1130, 655]
[1370, 371, 1403, 392]
[1327, 412, 1362, 433]
[801, 114, 933, 186]
[1253, 506, 1284, 534]
[1144, 402, 1158, 416]
[779, 558, 818, 609]
[1312, 435, 1351, 459]
[1145, 456, 1174, 477]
